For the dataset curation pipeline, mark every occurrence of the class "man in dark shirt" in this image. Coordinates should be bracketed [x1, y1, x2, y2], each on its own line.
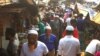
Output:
[77, 14, 85, 31]
[77, 13, 85, 50]
[7, 28, 18, 56]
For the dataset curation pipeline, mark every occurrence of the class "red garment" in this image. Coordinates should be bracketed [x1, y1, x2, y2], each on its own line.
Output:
[62, 27, 79, 39]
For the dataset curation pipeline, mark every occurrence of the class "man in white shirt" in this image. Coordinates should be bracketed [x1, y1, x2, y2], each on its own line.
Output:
[65, 14, 72, 26]
[85, 39, 100, 56]
[20, 30, 48, 56]
[58, 25, 80, 56]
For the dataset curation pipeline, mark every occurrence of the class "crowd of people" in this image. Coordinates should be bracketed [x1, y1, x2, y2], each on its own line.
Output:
[0, 6, 100, 56]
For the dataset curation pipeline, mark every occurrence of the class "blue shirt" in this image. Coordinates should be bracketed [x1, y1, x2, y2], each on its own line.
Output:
[77, 19, 85, 31]
[39, 34, 57, 51]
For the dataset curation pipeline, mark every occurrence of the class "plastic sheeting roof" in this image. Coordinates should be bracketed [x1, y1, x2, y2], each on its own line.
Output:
[92, 12, 100, 24]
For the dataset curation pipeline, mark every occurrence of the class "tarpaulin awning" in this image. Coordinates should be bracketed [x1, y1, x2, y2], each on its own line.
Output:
[74, 3, 97, 19]
[85, 0, 100, 4]
[92, 12, 100, 24]
[74, 3, 88, 19]
[78, 9, 88, 19]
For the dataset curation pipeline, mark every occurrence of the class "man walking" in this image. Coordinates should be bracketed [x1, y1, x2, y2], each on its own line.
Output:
[20, 30, 48, 56]
[85, 39, 100, 56]
[77, 13, 85, 50]
[7, 28, 18, 56]
[39, 26, 58, 56]
[58, 25, 80, 56]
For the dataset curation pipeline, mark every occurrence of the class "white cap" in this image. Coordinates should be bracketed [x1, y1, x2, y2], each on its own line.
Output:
[45, 26, 51, 30]
[55, 15, 59, 18]
[28, 30, 38, 35]
[74, 14, 78, 16]
[66, 25, 74, 31]
[66, 9, 69, 11]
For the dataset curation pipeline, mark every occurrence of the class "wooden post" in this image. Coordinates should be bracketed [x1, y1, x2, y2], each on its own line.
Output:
[0, 37, 1, 48]
[0, 23, 3, 48]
